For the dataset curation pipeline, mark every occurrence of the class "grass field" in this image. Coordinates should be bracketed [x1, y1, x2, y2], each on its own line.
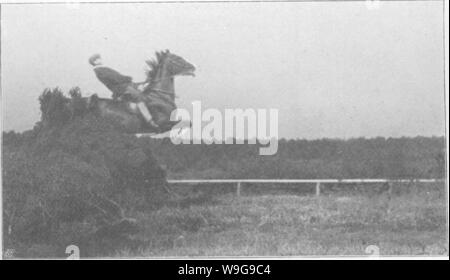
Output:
[115, 183, 448, 257]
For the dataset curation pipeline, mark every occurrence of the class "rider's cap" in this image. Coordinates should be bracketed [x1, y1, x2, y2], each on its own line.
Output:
[89, 54, 102, 66]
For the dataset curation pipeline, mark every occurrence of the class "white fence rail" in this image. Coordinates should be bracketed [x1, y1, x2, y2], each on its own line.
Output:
[167, 179, 444, 197]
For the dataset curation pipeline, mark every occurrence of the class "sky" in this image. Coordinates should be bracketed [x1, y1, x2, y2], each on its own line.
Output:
[1, 1, 446, 139]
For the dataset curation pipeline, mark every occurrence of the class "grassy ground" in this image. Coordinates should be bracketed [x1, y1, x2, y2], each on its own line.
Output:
[115, 184, 448, 257]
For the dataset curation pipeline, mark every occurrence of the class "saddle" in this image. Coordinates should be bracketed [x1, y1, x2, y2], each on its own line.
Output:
[118, 84, 179, 132]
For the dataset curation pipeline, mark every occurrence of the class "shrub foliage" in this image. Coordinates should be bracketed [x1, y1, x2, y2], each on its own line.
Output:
[3, 88, 167, 257]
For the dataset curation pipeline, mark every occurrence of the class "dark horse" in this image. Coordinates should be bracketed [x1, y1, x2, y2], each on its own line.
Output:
[85, 50, 195, 134]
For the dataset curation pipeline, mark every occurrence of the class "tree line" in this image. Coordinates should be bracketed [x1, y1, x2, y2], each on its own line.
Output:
[140, 136, 446, 179]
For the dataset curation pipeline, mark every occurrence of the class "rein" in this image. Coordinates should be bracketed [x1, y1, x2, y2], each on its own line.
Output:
[150, 76, 173, 84]
[150, 88, 176, 96]
[143, 75, 176, 96]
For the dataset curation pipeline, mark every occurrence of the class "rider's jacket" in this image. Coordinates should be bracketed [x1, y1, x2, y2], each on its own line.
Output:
[93, 65, 133, 99]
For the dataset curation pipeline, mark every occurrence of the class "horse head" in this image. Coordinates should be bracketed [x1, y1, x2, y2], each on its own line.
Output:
[145, 50, 196, 84]
[164, 50, 196, 77]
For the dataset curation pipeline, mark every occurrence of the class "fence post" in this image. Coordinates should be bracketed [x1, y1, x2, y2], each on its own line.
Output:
[315, 182, 321, 197]
[236, 181, 241, 197]
[387, 181, 393, 196]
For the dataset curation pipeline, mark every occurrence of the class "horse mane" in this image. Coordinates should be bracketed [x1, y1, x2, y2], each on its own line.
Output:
[145, 50, 169, 82]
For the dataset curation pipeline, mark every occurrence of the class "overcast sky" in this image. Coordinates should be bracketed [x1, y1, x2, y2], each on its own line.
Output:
[1, 1, 445, 139]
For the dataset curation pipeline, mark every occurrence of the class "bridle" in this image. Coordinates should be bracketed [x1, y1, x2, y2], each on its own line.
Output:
[143, 75, 176, 96]
[145, 56, 194, 96]
[150, 87, 176, 96]
[149, 75, 174, 84]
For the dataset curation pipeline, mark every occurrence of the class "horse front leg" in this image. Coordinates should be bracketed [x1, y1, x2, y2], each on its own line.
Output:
[147, 103, 172, 124]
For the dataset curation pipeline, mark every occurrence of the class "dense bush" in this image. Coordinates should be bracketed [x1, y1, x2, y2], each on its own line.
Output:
[3, 88, 168, 258]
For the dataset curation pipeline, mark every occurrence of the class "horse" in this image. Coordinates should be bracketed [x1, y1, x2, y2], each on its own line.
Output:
[85, 50, 195, 134]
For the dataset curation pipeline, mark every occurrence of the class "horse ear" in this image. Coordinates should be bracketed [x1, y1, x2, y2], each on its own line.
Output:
[166, 49, 170, 54]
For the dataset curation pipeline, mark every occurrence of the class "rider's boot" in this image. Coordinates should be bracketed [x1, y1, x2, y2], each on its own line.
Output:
[137, 102, 159, 128]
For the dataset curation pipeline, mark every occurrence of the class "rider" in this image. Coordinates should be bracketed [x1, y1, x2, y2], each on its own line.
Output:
[89, 54, 158, 128]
